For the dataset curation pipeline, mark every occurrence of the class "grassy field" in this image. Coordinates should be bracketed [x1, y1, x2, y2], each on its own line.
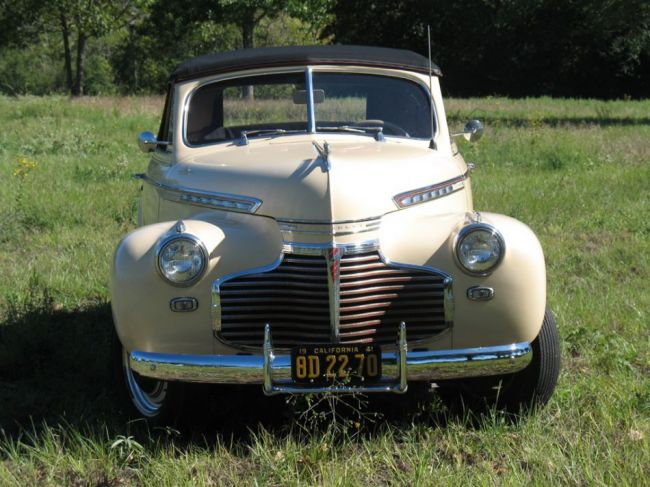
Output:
[0, 95, 649, 485]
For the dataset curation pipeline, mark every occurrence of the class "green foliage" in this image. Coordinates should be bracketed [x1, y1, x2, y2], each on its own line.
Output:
[0, 0, 151, 95]
[0, 40, 64, 96]
[83, 43, 119, 96]
[109, 435, 147, 466]
[0, 0, 49, 47]
[112, 13, 241, 93]
[0, 35, 120, 96]
[256, 10, 332, 46]
[327, 0, 650, 98]
[1, 0, 649, 97]
[108, 0, 331, 93]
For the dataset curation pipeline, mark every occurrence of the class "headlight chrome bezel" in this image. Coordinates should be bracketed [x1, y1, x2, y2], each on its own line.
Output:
[155, 233, 208, 287]
[453, 223, 505, 276]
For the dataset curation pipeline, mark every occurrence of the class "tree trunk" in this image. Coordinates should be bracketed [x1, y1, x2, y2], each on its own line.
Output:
[59, 11, 74, 95]
[242, 17, 254, 49]
[73, 31, 87, 97]
[242, 17, 255, 100]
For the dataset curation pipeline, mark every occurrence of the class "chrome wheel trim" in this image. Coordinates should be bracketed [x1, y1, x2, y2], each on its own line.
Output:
[122, 348, 168, 418]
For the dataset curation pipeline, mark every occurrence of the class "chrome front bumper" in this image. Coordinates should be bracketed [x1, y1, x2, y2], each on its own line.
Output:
[129, 324, 532, 395]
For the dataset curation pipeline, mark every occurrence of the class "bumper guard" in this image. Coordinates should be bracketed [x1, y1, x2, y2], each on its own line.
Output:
[263, 323, 409, 395]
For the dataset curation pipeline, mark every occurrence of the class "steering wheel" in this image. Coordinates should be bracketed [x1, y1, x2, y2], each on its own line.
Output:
[355, 119, 410, 138]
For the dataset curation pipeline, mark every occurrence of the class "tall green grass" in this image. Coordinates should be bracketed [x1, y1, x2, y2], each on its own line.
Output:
[0, 95, 648, 485]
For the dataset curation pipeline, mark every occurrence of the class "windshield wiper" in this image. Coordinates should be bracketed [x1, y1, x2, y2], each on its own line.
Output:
[238, 128, 303, 146]
[316, 125, 385, 142]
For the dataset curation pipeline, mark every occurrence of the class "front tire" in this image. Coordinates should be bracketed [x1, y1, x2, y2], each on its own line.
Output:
[111, 329, 185, 422]
[441, 308, 561, 415]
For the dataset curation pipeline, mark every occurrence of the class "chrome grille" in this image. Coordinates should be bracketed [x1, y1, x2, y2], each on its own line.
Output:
[218, 254, 331, 347]
[216, 251, 450, 349]
[339, 252, 448, 344]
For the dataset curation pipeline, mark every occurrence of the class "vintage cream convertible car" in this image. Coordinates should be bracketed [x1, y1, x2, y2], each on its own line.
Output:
[111, 45, 560, 419]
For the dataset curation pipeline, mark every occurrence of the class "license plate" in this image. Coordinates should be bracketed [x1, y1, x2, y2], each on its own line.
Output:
[291, 344, 381, 384]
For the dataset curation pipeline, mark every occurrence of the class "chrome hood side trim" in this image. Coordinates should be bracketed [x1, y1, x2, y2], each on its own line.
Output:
[393, 171, 468, 208]
[141, 174, 262, 213]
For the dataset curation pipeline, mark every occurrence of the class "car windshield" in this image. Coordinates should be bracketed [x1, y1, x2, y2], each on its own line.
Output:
[185, 71, 433, 146]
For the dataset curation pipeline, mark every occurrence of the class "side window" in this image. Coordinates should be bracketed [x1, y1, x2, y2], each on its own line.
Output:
[157, 84, 175, 152]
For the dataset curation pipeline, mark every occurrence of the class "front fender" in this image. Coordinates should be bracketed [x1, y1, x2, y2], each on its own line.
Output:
[111, 213, 283, 354]
[380, 208, 546, 348]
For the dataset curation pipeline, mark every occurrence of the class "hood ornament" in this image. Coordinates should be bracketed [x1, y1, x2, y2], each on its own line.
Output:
[312, 141, 331, 172]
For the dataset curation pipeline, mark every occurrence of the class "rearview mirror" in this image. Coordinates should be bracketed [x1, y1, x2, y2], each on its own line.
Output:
[293, 89, 325, 105]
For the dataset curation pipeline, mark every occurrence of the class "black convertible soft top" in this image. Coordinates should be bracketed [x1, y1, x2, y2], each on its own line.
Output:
[171, 45, 442, 82]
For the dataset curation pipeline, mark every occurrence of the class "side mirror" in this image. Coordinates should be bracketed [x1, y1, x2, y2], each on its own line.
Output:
[138, 131, 170, 153]
[463, 119, 484, 142]
[451, 119, 484, 143]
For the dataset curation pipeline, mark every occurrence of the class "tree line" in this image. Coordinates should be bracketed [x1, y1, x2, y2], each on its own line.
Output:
[0, 0, 648, 98]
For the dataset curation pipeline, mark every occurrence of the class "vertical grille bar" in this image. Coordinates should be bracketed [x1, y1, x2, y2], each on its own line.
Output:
[325, 247, 343, 342]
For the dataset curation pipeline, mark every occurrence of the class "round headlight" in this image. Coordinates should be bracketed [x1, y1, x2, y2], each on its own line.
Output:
[455, 224, 505, 275]
[157, 235, 207, 285]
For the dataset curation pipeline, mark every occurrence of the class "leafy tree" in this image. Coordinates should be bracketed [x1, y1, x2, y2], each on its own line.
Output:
[56, 0, 152, 96]
[0, 0, 47, 47]
[0, 0, 149, 96]
[219, 0, 284, 50]
[214, 0, 334, 96]
[112, 10, 241, 93]
[0, 39, 64, 95]
[123, 0, 333, 94]
[325, 0, 650, 98]
[201, 0, 334, 50]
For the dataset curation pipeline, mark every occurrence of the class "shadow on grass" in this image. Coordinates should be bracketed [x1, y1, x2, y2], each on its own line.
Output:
[180, 382, 446, 445]
[0, 303, 116, 436]
[0, 302, 485, 448]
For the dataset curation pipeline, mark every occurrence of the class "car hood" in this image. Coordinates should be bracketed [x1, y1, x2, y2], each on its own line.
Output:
[171, 136, 463, 222]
